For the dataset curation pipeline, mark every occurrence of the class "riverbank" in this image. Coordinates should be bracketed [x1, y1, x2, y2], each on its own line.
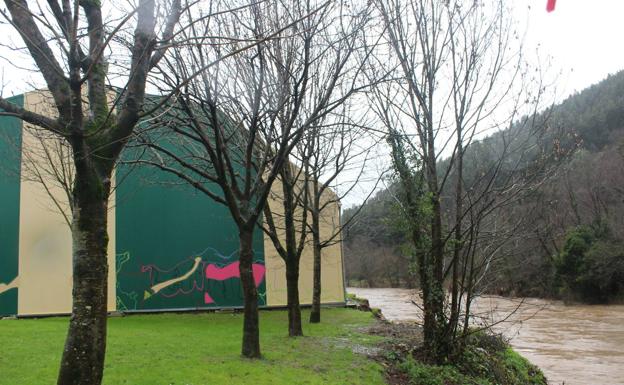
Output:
[350, 294, 547, 385]
[350, 287, 624, 385]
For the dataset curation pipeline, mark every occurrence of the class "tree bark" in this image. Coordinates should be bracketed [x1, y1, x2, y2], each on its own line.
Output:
[286, 260, 303, 336]
[309, 181, 322, 323]
[416, 227, 437, 356]
[279, 165, 305, 335]
[425, 130, 448, 361]
[309, 222, 322, 323]
[239, 228, 261, 358]
[57, 169, 111, 385]
[448, 135, 464, 348]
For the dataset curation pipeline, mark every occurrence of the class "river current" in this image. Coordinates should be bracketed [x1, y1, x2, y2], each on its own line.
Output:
[348, 287, 624, 385]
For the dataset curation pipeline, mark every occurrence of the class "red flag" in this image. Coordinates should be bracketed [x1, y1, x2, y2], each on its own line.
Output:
[546, 0, 556, 12]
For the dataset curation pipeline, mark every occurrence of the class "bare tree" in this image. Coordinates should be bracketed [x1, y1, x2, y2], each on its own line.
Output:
[303, 106, 374, 323]
[0, 1, 184, 383]
[368, 0, 553, 361]
[134, 0, 370, 356]
[262, 160, 309, 336]
[261, 3, 374, 330]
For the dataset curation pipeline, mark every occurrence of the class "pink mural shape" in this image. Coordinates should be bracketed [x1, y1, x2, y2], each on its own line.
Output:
[204, 261, 266, 304]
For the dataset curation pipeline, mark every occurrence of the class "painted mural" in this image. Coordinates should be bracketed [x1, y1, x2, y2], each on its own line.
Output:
[116, 248, 266, 311]
[115, 150, 267, 311]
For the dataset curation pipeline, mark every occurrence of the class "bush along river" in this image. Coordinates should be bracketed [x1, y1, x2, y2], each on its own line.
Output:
[348, 287, 624, 385]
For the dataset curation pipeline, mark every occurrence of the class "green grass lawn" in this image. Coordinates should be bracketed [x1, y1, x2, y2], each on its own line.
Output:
[0, 308, 385, 385]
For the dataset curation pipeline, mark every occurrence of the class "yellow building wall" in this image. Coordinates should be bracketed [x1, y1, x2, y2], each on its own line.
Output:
[17, 91, 116, 315]
[12, 90, 345, 313]
[264, 174, 345, 307]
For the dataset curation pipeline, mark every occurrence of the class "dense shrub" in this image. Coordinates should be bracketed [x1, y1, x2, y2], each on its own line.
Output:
[396, 332, 547, 385]
[555, 224, 624, 303]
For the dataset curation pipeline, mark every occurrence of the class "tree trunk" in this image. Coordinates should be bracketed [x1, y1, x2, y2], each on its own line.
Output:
[416, 227, 437, 356]
[278, 164, 305, 334]
[286, 259, 303, 336]
[57, 171, 110, 385]
[239, 228, 261, 358]
[448, 137, 464, 348]
[425, 133, 448, 361]
[309, 212, 322, 323]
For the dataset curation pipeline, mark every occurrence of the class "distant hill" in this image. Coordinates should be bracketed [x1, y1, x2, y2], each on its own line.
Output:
[344, 71, 624, 302]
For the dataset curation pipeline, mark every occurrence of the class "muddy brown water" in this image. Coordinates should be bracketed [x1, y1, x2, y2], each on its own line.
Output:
[348, 287, 624, 385]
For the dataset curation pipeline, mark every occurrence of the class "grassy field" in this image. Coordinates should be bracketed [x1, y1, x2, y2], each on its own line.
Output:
[0, 308, 385, 385]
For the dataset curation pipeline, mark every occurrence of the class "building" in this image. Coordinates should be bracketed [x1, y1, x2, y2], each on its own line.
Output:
[0, 91, 346, 317]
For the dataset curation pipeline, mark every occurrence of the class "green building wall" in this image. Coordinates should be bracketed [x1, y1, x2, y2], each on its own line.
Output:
[115, 147, 266, 312]
[0, 95, 23, 316]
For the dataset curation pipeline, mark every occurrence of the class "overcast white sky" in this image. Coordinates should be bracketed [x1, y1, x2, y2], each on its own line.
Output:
[2, 1, 622, 98]
[521, 0, 624, 96]
[340, 0, 624, 208]
[1, 0, 623, 207]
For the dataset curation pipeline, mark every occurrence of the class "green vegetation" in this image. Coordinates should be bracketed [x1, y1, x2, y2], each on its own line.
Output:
[399, 359, 475, 385]
[390, 332, 546, 385]
[555, 223, 624, 303]
[0, 307, 547, 385]
[0, 309, 385, 385]
[346, 293, 358, 301]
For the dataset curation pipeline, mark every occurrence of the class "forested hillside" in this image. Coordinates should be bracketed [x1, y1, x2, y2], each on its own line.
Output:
[344, 71, 624, 303]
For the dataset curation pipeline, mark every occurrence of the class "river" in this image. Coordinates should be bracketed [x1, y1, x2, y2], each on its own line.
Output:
[348, 287, 624, 385]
